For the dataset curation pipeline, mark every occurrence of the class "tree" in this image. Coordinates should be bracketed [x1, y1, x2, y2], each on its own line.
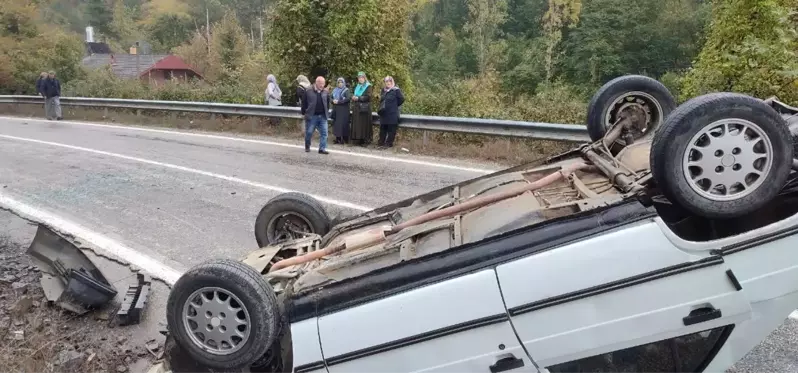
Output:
[211, 10, 250, 83]
[269, 0, 413, 92]
[541, 0, 582, 83]
[463, 0, 508, 76]
[681, 0, 798, 102]
[148, 13, 194, 52]
[86, 0, 113, 36]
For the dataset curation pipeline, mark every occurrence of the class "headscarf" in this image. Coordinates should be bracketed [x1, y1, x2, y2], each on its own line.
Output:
[332, 77, 347, 101]
[382, 76, 399, 92]
[267, 74, 282, 97]
[296, 75, 311, 89]
[354, 71, 370, 96]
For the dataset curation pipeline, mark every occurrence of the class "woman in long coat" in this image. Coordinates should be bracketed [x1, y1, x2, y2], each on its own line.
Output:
[331, 77, 351, 144]
[377, 75, 405, 148]
[350, 72, 374, 146]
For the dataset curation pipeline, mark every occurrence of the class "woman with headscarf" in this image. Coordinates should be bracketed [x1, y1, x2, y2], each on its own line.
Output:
[331, 77, 351, 144]
[377, 75, 405, 148]
[295, 75, 312, 107]
[265, 74, 282, 106]
[350, 71, 374, 146]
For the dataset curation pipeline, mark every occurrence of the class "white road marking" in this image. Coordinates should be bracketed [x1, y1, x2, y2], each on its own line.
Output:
[790, 310, 798, 320]
[0, 116, 496, 174]
[0, 192, 182, 285]
[0, 134, 373, 212]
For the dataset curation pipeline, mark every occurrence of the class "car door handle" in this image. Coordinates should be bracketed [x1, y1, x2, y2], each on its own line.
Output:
[490, 356, 525, 373]
[683, 306, 722, 326]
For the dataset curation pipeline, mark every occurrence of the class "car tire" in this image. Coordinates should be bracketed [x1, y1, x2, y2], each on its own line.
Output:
[166, 259, 281, 370]
[586, 75, 677, 142]
[254, 192, 331, 247]
[650, 92, 794, 219]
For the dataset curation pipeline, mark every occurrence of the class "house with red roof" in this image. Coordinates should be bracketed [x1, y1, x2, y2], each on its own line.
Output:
[82, 43, 203, 85]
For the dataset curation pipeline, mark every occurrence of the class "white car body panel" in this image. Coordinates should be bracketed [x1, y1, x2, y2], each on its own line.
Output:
[496, 220, 752, 369]
[495, 220, 700, 307]
[290, 318, 326, 373]
[315, 269, 535, 373]
[289, 209, 798, 373]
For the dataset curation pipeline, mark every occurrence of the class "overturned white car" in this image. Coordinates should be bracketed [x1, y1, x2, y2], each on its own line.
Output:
[163, 75, 798, 373]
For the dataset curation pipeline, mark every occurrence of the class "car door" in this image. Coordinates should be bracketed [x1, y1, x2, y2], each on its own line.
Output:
[315, 269, 538, 373]
[495, 219, 753, 372]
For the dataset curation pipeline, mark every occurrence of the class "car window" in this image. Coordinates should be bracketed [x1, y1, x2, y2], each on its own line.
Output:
[545, 325, 732, 373]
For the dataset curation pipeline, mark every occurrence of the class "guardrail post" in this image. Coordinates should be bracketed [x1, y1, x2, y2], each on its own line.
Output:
[422, 131, 429, 146]
[103, 107, 109, 117]
[136, 109, 141, 117]
[170, 112, 176, 120]
[210, 113, 216, 121]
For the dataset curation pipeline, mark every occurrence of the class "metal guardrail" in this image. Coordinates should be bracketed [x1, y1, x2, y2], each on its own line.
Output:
[0, 95, 591, 142]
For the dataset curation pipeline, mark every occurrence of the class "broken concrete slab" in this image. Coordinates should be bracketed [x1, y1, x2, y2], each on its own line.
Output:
[27, 224, 117, 314]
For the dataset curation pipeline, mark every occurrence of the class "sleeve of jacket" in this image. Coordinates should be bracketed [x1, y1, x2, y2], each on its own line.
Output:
[300, 88, 307, 114]
[396, 89, 405, 107]
[339, 89, 351, 104]
[55, 80, 61, 96]
[360, 85, 372, 103]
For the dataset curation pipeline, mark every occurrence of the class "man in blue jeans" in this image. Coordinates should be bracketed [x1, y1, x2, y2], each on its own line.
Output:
[300, 76, 330, 154]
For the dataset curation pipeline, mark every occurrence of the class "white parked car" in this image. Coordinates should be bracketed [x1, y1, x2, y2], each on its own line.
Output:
[161, 75, 798, 373]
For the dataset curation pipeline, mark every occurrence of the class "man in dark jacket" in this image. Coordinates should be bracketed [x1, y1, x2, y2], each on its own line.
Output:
[35, 72, 48, 116]
[300, 76, 330, 154]
[43, 71, 62, 120]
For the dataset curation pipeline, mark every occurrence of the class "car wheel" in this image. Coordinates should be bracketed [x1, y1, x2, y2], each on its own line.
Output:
[650, 92, 794, 219]
[254, 192, 331, 247]
[586, 75, 677, 143]
[166, 259, 281, 370]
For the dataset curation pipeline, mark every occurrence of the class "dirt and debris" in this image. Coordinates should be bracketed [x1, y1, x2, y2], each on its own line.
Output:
[0, 237, 157, 372]
[0, 208, 167, 373]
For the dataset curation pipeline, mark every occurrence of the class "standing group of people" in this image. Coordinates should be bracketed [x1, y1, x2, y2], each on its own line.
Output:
[266, 71, 404, 154]
[35, 71, 63, 120]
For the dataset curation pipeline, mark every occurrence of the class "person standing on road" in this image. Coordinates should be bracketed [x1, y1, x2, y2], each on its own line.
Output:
[331, 77, 351, 144]
[300, 76, 330, 154]
[350, 72, 374, 146]
[35, 72, 48, 116]
[377, 76, 404, 148]
[43, 71, 62, 121]
[265, 74, 282, 106]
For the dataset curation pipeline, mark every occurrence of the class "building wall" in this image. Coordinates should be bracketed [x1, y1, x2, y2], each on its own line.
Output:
[140, 70, 199, 85]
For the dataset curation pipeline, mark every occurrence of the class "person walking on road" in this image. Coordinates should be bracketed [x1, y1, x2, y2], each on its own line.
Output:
[265, 74, 282, 106]
[300, 76, 330, 154]
[350, 72, 374, 146]
[377, 76, 404, 148]
[35, 72, 48, 116]
[331, 77, 351, 144]
[43, 71, 62, 120]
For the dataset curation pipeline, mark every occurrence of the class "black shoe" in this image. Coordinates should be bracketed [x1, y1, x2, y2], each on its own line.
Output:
[56, 117, 63, 120]
[305, 147, 310, 152]
[319, 149, 329, 155]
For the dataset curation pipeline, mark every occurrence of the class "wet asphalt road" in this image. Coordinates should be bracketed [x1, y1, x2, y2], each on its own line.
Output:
[0, 116, 796, 372]
[0, 116, 495, 271]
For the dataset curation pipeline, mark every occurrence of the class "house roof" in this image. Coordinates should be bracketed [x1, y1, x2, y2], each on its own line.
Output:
[139, 55, 202, 78]
[81, 54, 169, 79]
[86, 42, 112, 54]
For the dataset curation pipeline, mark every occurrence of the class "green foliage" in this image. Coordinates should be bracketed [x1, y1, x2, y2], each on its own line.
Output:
[148, 13, 194, 52]
[0, 0, 86, 94]
[269, 0, 413, 94]
[463, 0, 509, 76]
[211, 10, 251, 83]
[681, 0, 798, 102]
[86, 0, 114, 36]
[541, 0, 582, 82]
[562, 0, 710, 87]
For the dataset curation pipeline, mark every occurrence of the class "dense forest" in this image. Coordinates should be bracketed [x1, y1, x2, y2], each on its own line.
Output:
[2, 0, 798, 123]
